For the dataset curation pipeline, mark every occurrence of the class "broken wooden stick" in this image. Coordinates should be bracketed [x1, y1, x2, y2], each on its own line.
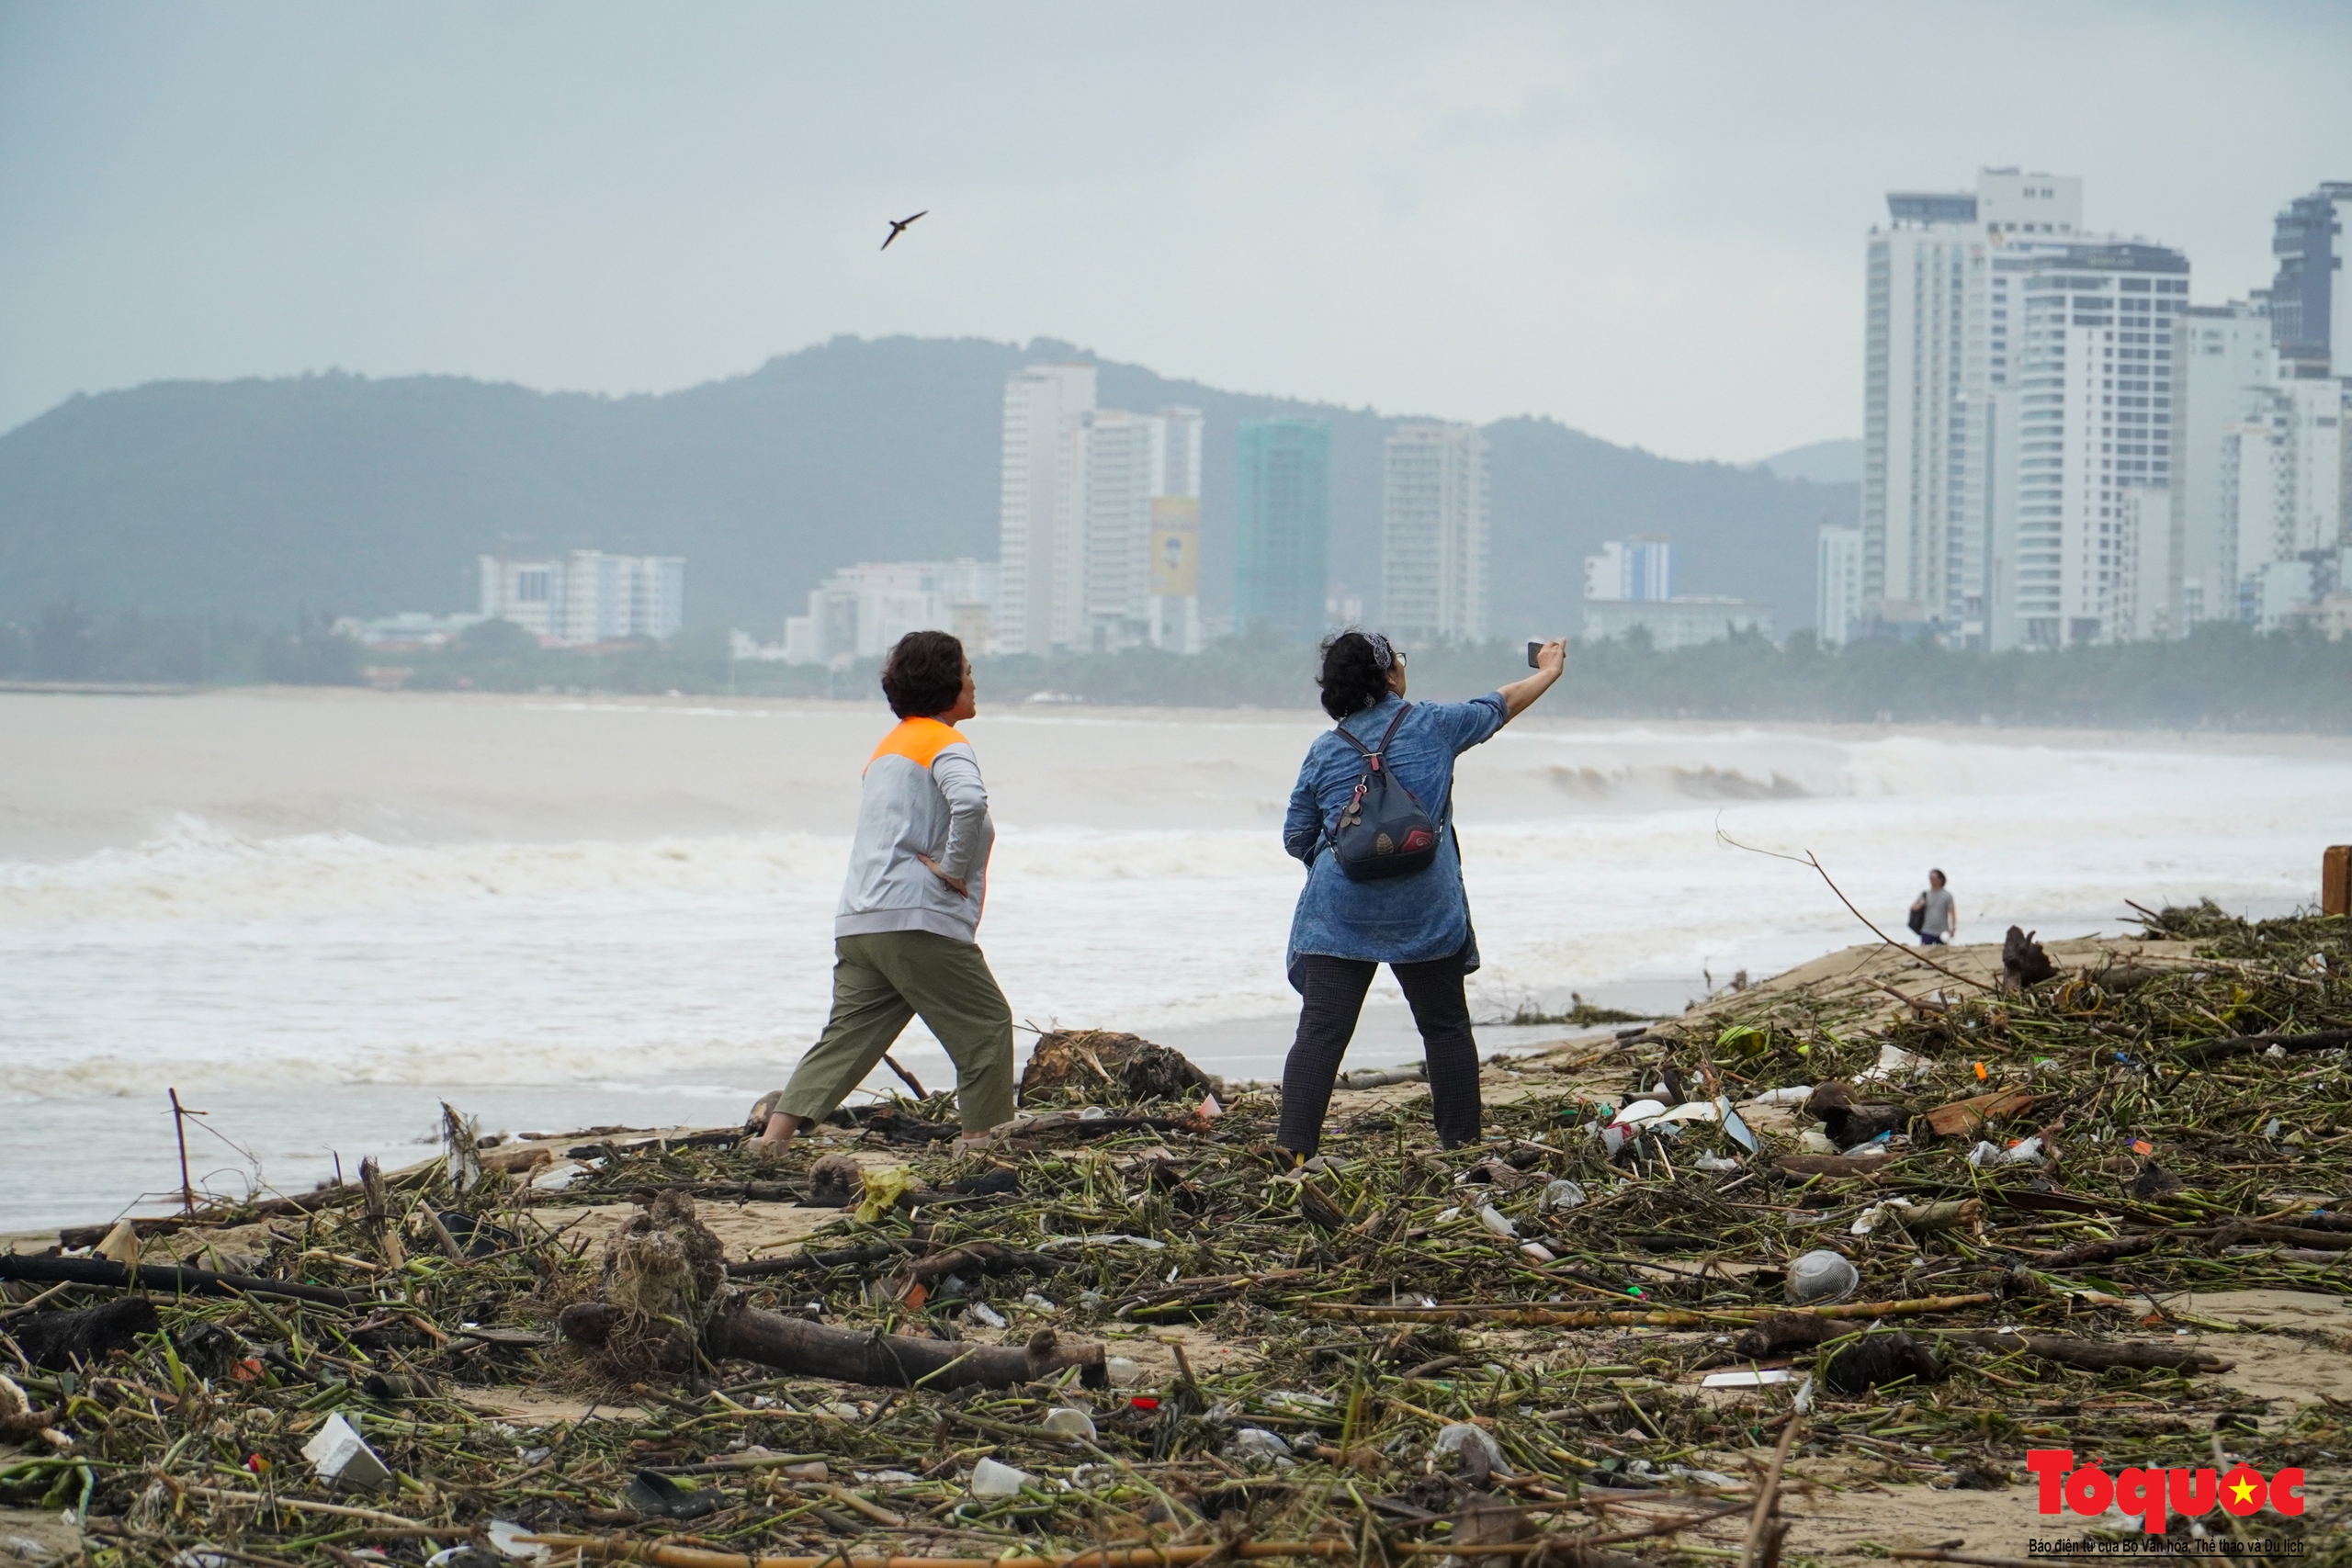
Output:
[0, 1255, 375, 1308]
[1305, 1292, 1995, 1328]
[2172, 1028, 2352, 1067]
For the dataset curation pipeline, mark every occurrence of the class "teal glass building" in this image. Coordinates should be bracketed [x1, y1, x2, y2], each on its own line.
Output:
[1234, 419, 1330, 642]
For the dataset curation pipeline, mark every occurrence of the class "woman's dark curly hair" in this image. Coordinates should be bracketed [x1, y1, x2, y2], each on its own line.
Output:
[1317, 630, 1397, 720]
[879, 630, 967, 718]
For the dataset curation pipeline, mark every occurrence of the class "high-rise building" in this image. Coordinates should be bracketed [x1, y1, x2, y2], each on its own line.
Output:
[1584, 537, 1674, 603]
[998, 364, 1207, 657]
[1985, 242, 2191, 649]
[2265, 183, 2352, 375]
[1078, 406, 1204, 653]
[998, 363, 1097, 657]
[1234, 419, 1330, 643]
[478, 551, 684, 643]
[2214, 379, 2348, 629]
[1143, 408, 1205, 654]
[2169, 302, 2281, 630]
[1815, 525, 1863, 646]
[1080, 408, 1156, 653]
[1864, 169, 2082, 645]
[2110, 487, 2173, 644]
[1380, 422, 1489, 645]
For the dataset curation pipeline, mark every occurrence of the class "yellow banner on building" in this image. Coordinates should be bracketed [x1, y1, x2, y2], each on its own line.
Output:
[1148, 497, 1201, 596]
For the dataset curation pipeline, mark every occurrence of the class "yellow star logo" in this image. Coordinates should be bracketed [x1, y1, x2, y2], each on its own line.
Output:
[2230, 1476, 2257, 1506]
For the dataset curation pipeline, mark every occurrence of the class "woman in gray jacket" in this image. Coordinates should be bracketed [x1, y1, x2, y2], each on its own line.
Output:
[746, 630, 1013, 1156]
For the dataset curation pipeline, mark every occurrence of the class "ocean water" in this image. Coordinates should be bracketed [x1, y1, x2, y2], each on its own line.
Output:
[3, 688, 2342, 1234]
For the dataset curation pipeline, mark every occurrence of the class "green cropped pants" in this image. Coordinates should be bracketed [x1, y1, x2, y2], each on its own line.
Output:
[775, 931, 1016, 1134]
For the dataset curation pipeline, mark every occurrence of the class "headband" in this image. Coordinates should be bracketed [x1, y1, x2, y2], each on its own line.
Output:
[1365, 633, 1396, 671]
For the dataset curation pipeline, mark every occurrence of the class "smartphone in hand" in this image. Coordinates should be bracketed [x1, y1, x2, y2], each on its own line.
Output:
[1528, 640, 1543, 669]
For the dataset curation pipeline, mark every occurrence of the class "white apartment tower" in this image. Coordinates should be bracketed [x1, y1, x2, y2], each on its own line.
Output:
[1815, 525, 1863, 646]
[1985, 243, 2191, 649]
[2169, 303, 2280, 629]
[998, 363, 1097, 657]
[999, 364, 1206, 656]
[1080, 405, 1204, 652]
[1381, 422, 1489, 645]
[1864, 169, 2081, 644]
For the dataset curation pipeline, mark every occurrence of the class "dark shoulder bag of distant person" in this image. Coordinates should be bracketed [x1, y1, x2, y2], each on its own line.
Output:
[1325, 706, 1443, 882]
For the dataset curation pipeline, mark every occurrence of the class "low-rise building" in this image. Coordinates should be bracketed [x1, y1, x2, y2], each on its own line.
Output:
[479, 551, 684, 644]
[1582, 596, 1775, 650]
[781, 560, 999, 665]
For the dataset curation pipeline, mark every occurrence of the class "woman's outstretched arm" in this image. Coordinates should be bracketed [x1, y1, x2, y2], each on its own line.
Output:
[1498, 639, 1566, 721]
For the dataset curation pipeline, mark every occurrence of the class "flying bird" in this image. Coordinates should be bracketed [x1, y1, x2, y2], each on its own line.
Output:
[880, 210, 928, 251]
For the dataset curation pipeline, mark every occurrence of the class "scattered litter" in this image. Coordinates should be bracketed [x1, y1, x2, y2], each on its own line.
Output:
[1432, 1423, 1510, 1475]
[853, 1164, 919, 1224]
[300, 1413, 390, 1493]
[1700, 1369, 1793, 1388]
[1476, 1205, 1517, 1238]
[1040, 1407, 1097, 1441]
[1538, 1179, 1588, 1212]
[1033, 1233, 1167, 1251]
[1785, 1248, 1860, 1305]
[1857, 1043, 1928, 1082]
[965, 1302, 1008, 1329]
[967, 1458, 1033, 1496]
[1227, 1427, 1291, 1463]
[14, 900, 2349, 1565]
[484, 1519, 550, 1562]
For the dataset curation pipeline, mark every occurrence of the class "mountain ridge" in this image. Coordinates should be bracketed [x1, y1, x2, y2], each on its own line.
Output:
[0, 334, 1857, 637]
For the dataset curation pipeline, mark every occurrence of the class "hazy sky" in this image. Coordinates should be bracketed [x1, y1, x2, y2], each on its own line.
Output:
[4, 3, 2347, 461]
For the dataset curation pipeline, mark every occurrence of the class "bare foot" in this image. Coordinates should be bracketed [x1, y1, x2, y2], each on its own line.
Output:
[744, 1106, 802, 1162]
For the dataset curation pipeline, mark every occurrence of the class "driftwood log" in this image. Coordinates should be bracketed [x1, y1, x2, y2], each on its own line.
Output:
[1957, 1329, 2232, 1373]
[2210, 1219, 2352, 1252]
[559, 1192, 1106, 1392]
[4, 1295, 162, 1370]
[0, 1254, 374, 1307]
[2031, 1234, 2164, 1268]
[557, 1298, 1105, 1391]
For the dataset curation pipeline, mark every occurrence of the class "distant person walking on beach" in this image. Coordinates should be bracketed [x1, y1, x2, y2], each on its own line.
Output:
[745, 631, 1012, 1156]
[1272, 632, 1567, 1161]
[1908, 869, 1957, 946]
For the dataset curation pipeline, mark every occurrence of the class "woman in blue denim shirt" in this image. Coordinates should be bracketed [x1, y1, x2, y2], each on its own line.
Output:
[1275, 631, 1566, 1158]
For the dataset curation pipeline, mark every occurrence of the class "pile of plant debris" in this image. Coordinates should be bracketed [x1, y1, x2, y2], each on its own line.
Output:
[5, 905, 2350, 1566]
